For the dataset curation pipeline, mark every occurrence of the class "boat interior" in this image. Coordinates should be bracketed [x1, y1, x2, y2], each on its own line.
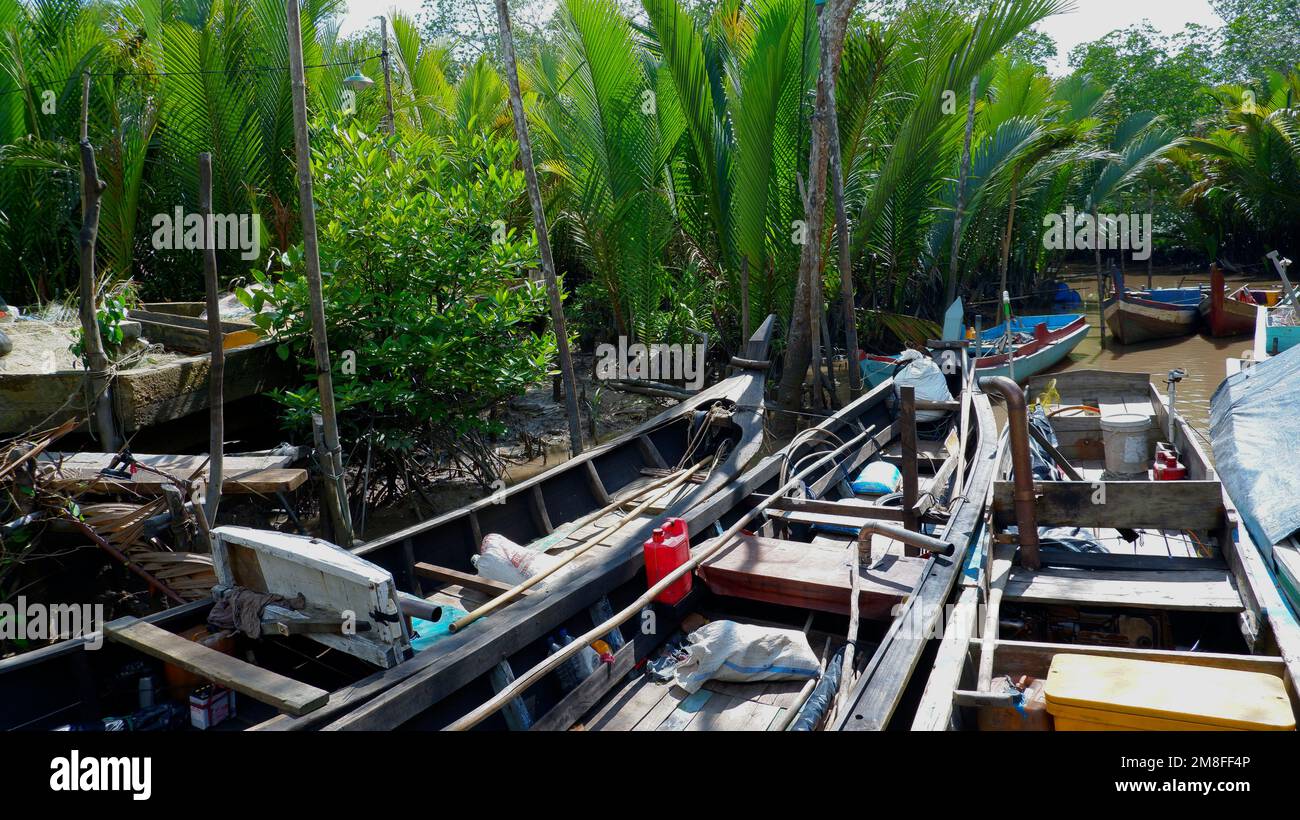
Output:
[914, 369, 1300, 731]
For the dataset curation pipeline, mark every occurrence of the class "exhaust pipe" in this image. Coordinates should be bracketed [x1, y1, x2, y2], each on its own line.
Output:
[978, 376, 1040, 570]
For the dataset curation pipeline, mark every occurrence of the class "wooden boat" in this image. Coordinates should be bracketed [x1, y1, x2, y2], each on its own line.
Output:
[862, 314, 1088, 387]
[1199, 265, 1283, 338]
[1103, 271, 1203, 344]
[0, 317, 775, 730]
[0, 319, 1004, 732]
[1211, 344, 1300, 615]
[341, 344, 998, 732]
[0, 303, 289, 436]
[913, 369, 1300, 731]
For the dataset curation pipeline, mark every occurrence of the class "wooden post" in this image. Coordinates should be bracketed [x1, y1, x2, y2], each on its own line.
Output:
[76, 72, 118, 450]
[494, 0, 583, 456]
[1094, 203, 1105, 349]
[899, 385, 918, 541]
[947, 76, 978, 307]
[1146, 186, 1154, 290]
[286, 0, 354, 544]
[379, 16, 396, 136]
[739, 256, 751, 343]
[199, 153, 224, 523]
[826, 79, 859, 395]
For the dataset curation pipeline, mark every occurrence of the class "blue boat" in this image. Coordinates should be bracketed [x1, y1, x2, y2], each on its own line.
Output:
[861, 303, 1089, 387]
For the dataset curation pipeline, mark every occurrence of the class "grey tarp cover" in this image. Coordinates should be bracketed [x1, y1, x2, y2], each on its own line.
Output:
[1209, 343, 1300, 548]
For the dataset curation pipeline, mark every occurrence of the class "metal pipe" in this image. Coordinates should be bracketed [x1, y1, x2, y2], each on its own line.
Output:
[977, 376, 1039, 570]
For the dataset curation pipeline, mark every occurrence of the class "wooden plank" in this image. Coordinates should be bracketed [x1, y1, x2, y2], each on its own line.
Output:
[583, 462, 611, 505]
[992, 480, 1224, 531]
[413, 562, 520, 598]
[697, 534, 924, 619]
[655, 689, 712, 730]
[1003, 566, 1243, 612]
[587, 679, 672, 731]
[636, 435, 668, 469]
[991, 639, 1288, 681]
[898, 386, 918, 537]
[837, 393, 999, 731]
[529, 486, 553, 534]
[765, 496, 908, 522]
[1039, 550, 1227, 573]
[532, 639, 637, 731]
[104, 617, 328, 715]
[634, 685, 692, 730]
[911, 585, 979, 731]
[41, 463, 307, 495]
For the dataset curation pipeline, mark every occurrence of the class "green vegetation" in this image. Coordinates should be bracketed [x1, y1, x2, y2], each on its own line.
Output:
[1, 0, 1297, 463]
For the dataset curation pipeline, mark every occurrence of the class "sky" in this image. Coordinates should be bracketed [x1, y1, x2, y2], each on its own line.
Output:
[337, 0, 1226, 70]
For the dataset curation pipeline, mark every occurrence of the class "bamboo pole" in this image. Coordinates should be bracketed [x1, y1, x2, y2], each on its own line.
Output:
[450, 458, 712, 633]
[444, 428, 876, 730]
[199, 153, 224, 524]
[776, 636, 831, 731]
[946, 76, 978, 307]
[494, 0, 583, 457]
[77, 72, 118, 450]
[285, 0, 353, 545]
[826, 79, 858, 395]
[379, 16, 396, 137]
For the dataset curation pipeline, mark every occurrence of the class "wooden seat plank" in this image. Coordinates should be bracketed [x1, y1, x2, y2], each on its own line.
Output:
[104, 617, 328, 715]
[1003, 566, 1243, 612]
[697, 534, 925, 618]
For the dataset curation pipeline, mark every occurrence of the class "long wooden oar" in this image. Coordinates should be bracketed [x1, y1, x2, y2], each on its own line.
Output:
[448, 457, 713, 634]
[444, 428, 876, 730]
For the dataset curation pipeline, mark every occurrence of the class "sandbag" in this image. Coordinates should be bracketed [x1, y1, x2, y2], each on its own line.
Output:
[893, 349, 953, 422]
[472, 533, 564, 587]
[671, 620, 820, 694]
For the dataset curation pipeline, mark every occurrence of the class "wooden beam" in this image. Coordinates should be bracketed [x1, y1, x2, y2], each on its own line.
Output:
[635, 435, 668, 469]
[104, 617, 328, 715]
[992, 480, 1224, 531]
[899, 386, 918, 539]
[1003, 565, 1244, 612]
[414, 563, 521, 598]
[990, 639, 1288, 681]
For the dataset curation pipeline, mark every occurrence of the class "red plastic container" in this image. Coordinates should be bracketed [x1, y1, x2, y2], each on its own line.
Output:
[1152, 445, 1187, 481]
[644, 517, 693, 605]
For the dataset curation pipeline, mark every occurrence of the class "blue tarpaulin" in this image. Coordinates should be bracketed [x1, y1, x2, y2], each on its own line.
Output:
[1209, 343, 1300, 549]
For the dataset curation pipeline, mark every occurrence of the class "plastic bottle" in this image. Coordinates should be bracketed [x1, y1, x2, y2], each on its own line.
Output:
[560, 628, 601, 680]
[548, 636, 581, 692]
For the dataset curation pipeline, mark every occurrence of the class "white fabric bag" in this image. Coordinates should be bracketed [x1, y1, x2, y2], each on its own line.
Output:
[671, 620, 820, 694]
[893, 349, 953, 422]
[472, 533, 564, 587]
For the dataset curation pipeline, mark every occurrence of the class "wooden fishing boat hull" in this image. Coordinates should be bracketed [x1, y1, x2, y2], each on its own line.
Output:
[0, 318, 778, 730]
[861, 315, 1088, 387]
[0, 337, 292, 436]
[972, 315, 1088, 383]
[913, 369, 1300, 731]
[1102, 293, 1199, 344]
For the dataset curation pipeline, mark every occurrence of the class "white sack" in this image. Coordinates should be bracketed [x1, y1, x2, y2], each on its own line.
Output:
[894, 349, 953, 422]
[671, 620, 820, 694]
[472, 533, 564, 587]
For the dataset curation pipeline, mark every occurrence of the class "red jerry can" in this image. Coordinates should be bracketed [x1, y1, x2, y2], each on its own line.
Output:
[644, 517, 693, 605]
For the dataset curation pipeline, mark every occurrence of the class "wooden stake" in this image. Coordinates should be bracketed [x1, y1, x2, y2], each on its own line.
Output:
[495, 0, 584, 457]
[77, 72, 118, 450]
[449, 458, 712, 633]
[286, 0, 353, 544]
[379, 16, 396, 137]
[444, 427, 875, 730]
[826, 78, 859, 395]
[199, 153, 224, 523]
[946, 76, 978, 307]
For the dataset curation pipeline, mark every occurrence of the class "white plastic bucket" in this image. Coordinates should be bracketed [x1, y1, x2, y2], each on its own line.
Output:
[1099, 413, 1151, 475]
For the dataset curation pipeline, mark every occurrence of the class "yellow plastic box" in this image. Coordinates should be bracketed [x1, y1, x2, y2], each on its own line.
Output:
[1044, 654, 1295, 731]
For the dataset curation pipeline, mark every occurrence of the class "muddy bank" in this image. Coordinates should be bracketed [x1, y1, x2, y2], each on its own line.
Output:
[358, 355, 681, 540]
